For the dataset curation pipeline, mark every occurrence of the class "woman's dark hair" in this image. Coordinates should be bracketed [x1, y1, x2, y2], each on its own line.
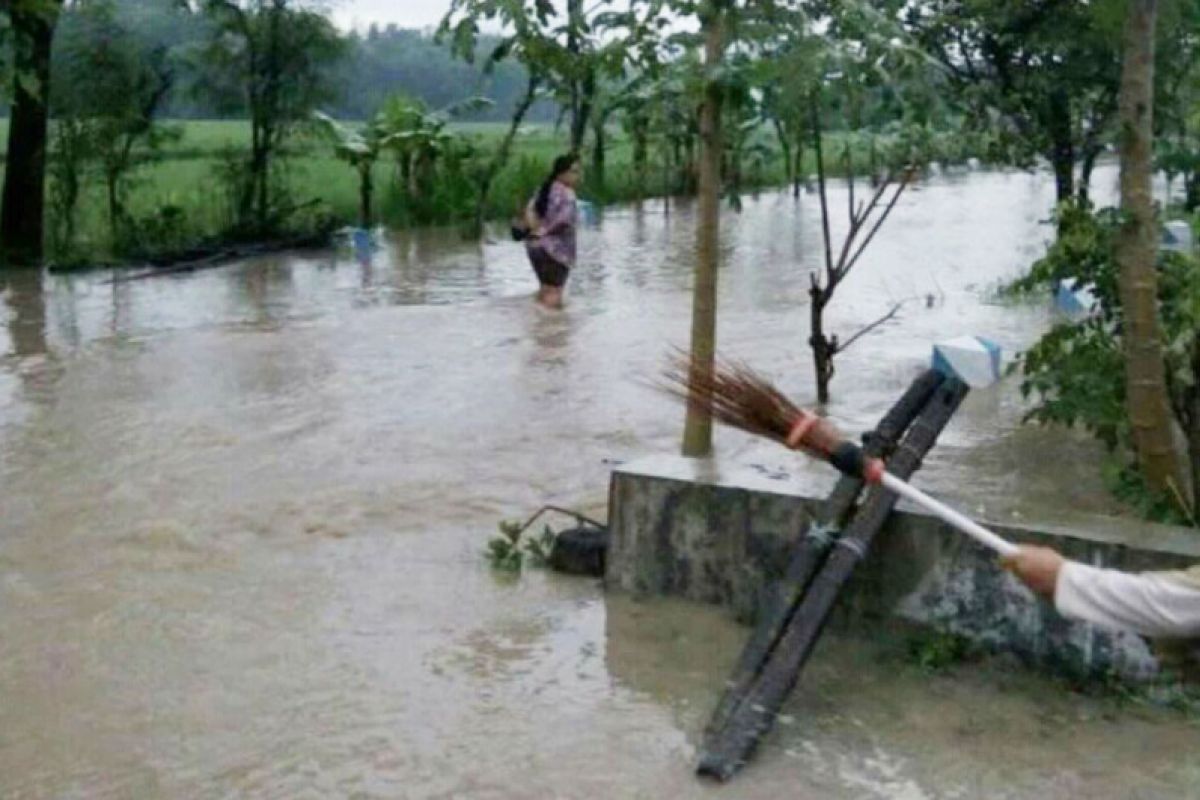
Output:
[535, 153, 579, 218]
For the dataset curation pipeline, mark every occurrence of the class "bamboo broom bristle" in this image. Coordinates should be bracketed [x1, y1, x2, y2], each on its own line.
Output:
[659, 351, 804, 446]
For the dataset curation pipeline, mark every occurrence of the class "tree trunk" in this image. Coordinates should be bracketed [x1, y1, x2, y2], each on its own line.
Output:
[1114, 0, 1190, 506]
[572, 73, 595, 152]
[683, 136, 697, 193]
[1048, 90, 1075, 205]
[868, 135, 879, 187]
[682, 5, 725, 457]
[106, 172, 121, 248]
[591, 116, 606, 196]
[809, 92, 836, 405]
[793, 141, 804, 198]
[244, 144, 268, 234]
[474, 75, 539, 233]
[359, 162, 373, 228]
[677, 139, 688, 192]
[771, 118, 792, 192]
[730, 145, 742, 199]
[1189, 350, 1200, 505]
[256, 141, 270, 233]
[663, 141, 672, 215]
[632, 124, 648, 199]
[566, 0, 593, 151]
[258, 0, 283, 234]
[1185, 170, 1200, 212]
[400, 154, 413, 197]
[242, 116, 271, 234]
[810, 291, 833, 405]
[50, 123, 82, 251]
[1, 1, 60, 267]
[1078, 143, 1102, 205]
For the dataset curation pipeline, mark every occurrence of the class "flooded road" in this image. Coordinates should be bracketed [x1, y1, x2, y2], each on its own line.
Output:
[2, 165, 1196, 798]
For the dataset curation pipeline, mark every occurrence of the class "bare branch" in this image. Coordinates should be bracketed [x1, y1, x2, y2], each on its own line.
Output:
[843, 170, 913, 276]
[835, 301, 906, 356]
[514, 505, 605, 538]
[830, 177, 889, 285]
[845, 139, 854, 225]
[810, 90, 834, 284]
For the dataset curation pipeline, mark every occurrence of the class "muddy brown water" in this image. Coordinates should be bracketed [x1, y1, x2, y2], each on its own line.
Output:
[2, 165, 1197, 798]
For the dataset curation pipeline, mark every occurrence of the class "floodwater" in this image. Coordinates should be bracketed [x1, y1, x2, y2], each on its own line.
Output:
[1, 165, 1196, 798]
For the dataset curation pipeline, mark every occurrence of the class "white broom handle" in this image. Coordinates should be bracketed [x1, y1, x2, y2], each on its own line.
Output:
[879, 472, 1018, 558]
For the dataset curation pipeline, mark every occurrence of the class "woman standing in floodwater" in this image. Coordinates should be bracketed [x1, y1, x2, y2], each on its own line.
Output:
[523, 154, 581, 309]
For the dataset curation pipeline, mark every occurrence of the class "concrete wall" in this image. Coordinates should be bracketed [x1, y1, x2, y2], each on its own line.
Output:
[606, 455, 1200, 682]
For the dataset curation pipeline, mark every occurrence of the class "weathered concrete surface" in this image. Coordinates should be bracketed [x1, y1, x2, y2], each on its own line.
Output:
[606, 455, 1200, 681]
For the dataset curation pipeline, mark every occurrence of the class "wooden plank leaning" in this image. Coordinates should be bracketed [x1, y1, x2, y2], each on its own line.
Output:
[698, 376, 971, 781]
[700, 368, 945, 744]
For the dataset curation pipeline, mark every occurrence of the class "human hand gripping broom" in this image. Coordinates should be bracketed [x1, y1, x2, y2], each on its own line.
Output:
[662, 353, 1018, 558]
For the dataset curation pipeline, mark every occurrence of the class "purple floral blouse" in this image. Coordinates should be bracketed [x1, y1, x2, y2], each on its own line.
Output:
[525, 181, 577, 268]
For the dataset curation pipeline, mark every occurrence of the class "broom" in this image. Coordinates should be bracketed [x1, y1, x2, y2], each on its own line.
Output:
[662, 353, 1017, 558]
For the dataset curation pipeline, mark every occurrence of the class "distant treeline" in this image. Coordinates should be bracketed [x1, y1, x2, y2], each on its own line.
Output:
[41, 0, 553, 122]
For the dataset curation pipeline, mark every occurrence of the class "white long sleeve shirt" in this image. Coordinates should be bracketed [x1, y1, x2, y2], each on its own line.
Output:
[1054, 563, 1200, 639]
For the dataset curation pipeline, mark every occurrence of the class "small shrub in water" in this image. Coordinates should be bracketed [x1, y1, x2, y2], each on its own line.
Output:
[486, 519, 525, 571]
[486, 519, 560, 573]
[522, 526, 556, 567]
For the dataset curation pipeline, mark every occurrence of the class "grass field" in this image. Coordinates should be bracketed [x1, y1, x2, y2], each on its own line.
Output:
[22, 118, 716, 264]
[18, 118, 958, 265]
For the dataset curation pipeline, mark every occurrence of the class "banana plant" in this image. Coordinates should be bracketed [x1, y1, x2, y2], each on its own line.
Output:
[311, 111, 396, 228]
[376, 95, 491, 202]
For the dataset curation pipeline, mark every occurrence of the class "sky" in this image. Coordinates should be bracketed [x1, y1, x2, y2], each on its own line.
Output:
[331, 0, 456, 32]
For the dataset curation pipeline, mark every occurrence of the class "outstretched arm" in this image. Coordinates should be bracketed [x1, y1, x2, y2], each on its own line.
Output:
[1003, 546, 1200, 638]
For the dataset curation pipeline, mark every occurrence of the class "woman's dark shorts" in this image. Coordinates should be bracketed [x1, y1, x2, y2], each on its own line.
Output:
[529, 248, 570, 288]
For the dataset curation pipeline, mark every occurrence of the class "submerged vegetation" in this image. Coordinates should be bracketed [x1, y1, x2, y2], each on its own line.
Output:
[486, 520, 555, 572]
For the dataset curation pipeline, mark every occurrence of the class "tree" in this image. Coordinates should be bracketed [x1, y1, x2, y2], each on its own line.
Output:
[198, 0, 344, 236]
[1012, 210, 1200, 523]
[441, 0, 627, 154]
[681, 0, 727, 457]
[759, 33, 820, 197]
[617, 83, 656, 198]
[1114, 0, 1189, 504]
[1154, 0, 1200, 212]
[620, 0, 797, 454]
[0, 0, 64, 267]
[51, 0, 176, 254]
[314, 95, 484, 227]
[897, 0, 1123, 206]
[440, 1, 560, 231]
[806, 83, 913, 404]
[564, 0, 598, 150]
[311, 112, 390, 227]
[590, 35, 673, 198]
[333, 26, 547, 124]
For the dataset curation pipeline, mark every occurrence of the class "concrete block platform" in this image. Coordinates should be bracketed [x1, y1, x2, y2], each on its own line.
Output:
[606, 455, 1200, 682]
